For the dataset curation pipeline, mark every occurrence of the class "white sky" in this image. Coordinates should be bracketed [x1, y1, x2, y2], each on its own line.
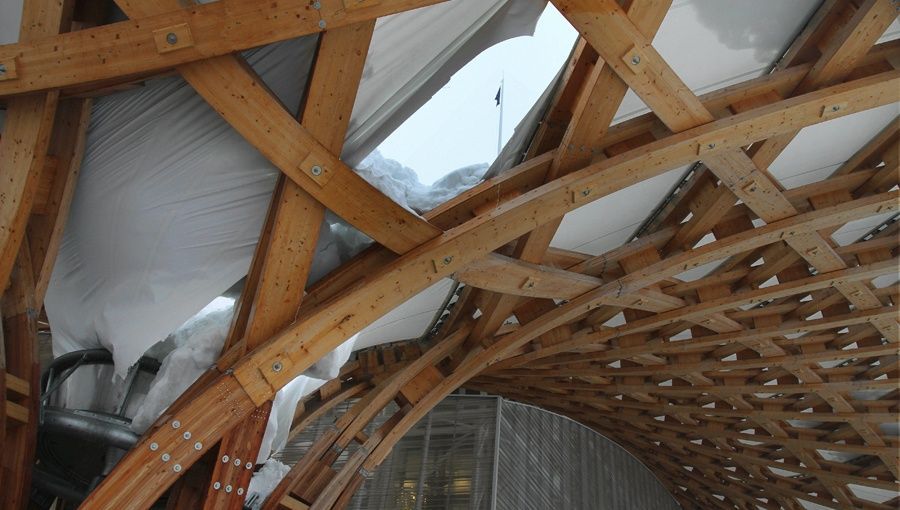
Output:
[375, 4, 577, 185]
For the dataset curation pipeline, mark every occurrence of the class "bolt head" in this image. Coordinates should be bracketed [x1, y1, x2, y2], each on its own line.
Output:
[271, 361, 283, 372]
[225, 485, 233, 493]
[318, 19, 327, 29]
[173, 464, 182, 472]
[182, 431, 191, 440]
[310, 165, 323, 176]
[234, 458, 242, 466]
[313, 0, 321, 8]
[237, 488, 245, 496]
[245, 462, 253, 470]
[162, 453, 171, 462]
[0, 64, 6, 74]
[630, 55, 641, 65]
[707, 143, 716, 149]
[222, 455, 230, 463]
[149, 442, 159, 451]
[194, 442, 203, 450]
[171, 420, 181, 429]
[581, 189, 590, 197]
[442, 255, 453, 265]
[831, 105, 840, 111]
[213, 482, 222, 490]
[166, 32, 178, 45]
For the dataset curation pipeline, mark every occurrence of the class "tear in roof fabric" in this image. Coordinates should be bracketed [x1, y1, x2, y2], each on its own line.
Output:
[34, 0, 546, 374]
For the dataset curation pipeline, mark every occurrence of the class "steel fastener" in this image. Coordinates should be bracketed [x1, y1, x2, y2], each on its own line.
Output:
[173, 464, 182, 472]
[245, 462, 253, 470]
[149, 442, 159, 451]
[213, 482, 221, 490]
[310, 165, 323, 176]
[630, 55, 641, 65]
[318, 19, 326, 29]
[162, 453, 171, 462]
[225, 485, 233, 493]
[171, 420, 181, 429]
[271, 361, 283, 372]
[166, 32, 178, 45]
[222, 455, 230, 463]
[194, 442, 203, 451]
[183, 431, 191, 440]
[234, 458, 242, 466]
[237, 488, 245, 496]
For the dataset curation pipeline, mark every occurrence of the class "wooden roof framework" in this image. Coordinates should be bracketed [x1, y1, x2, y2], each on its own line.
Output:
[0, 0, 898, 508]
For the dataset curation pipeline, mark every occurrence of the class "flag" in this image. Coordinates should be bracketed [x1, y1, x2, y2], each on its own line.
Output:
[494, 85, 501, 106]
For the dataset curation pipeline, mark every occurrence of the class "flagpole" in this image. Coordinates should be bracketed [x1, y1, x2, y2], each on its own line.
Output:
[497, 75, 504, 155]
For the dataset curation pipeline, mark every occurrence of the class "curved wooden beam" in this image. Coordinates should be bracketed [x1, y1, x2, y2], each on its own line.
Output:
[80, 71, 898, 509]
[0, 0, 446, 97]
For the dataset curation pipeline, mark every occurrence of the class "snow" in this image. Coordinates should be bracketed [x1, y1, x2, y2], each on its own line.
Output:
[356, 151, 488, 213]
[246, 459, 291, 510]
[129, 297, 359, 464]
[130, 298, 235, 432]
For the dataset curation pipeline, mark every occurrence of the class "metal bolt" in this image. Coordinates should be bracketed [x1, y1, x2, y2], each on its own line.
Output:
[310, 165, 323, 176]
[245, 462, 253, 470]
[234, 458, 242, 467]
[222, 455, 230, 463]
[831, 105, 841, 112]
[194, 442, 203, 451]
[0, 64, 6, 75]
[171, 420, 181, 429]
[173, 464, 182, 472]
[271, 361, 283, 372]
[225, 485, 233, 493]
[581, 189, 590, 197]
[313, 0, 321, 8]
[318, 19, 327, 29]
[442, 255, 453, 265]
[182, 431, 191, 440]
[166, 32, 178, 45]
[162, 453, 171, 462]
[237, 488, 245, 496]
[149, 442, 159, 451]
[706, 143, 716, 150]
[630, 55, 641, 65]
[213, 482, 222, 490]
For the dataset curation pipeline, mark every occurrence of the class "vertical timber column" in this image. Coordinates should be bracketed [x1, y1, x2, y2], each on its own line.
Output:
[200, 21, 377, 510]
[0, 0, 76, 507]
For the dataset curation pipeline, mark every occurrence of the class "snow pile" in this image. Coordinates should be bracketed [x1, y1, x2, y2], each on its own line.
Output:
[130, 299, 235, 432]
[130, 297, 359, 460]
[356, 151, 488, 213]
[246, 459, 291, 509]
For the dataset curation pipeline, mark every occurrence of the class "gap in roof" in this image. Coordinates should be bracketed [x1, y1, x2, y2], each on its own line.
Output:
[374, 3, 577, 185]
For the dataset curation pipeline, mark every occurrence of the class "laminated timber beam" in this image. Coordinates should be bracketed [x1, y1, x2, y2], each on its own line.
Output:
[113, 0, 440, 256]
[195, 21, 377, 510]
[552, 0, 899, 342]
[81, 65, 900, 509]
[464, 0, 671, 346]
[0, 0, 446, 97]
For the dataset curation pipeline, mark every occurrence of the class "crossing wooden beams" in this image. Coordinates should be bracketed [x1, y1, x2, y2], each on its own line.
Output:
[0, 0, 896, 508]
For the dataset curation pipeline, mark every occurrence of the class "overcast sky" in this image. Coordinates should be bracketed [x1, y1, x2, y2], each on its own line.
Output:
[376, 4, 577, 185]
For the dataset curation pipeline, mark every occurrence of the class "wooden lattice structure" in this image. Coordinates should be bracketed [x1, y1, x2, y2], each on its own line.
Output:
[0, 0, 898, 509]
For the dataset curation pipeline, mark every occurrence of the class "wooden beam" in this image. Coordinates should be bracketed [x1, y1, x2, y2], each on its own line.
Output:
[200, 21, 377, 510]
[83, 69, 899, 509]
[0, 0, 446, 97]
